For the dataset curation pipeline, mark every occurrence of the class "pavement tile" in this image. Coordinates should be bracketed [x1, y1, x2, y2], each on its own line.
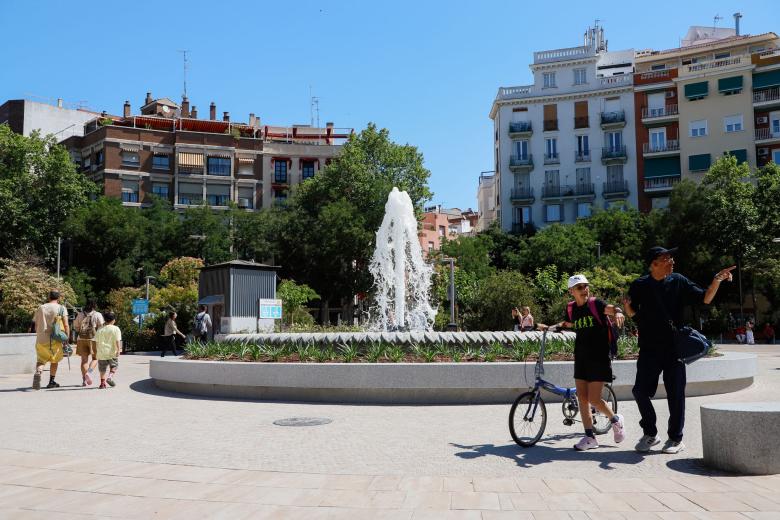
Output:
[504, 492, 549, 511]
[589, 477, 662, 493]
[670, 477, 733, 493]
[0, 507, 94, 519]
[542, 479, 598, 494]
[649, 492, 704, 512]
[369, 476, 403, 491]
[690, 513, 753, 520]
[482, 512, 535, 520]
[514, 478, 553, 493]
[586, 513, 626, 520]
[640, 478, 697, 493]
[680, 492, 756, 512]
[450, 491, 501, 510]
[617, 493, 670, 512]
[621, 514, 665, 520]
[401, 491, 451, 510]
[398, 477, 443, 492]
[368, 490, 408, 509]
[720, 492, 780, 512]
[743, 514, 780, 520]
[328, 508, 413, 520]
[474, 477, 521, 493]
[541, 493, 599, 512]
[657, 514, 701, 520]
[443, 476, 474, 492]
[410, 511, 482, 520]
[252, 486, 328, 507]
[318, 489, 377, 508]
[531, 512, 579, 520]
[321, 474, 376, 490]
[589, 492, 635, 511]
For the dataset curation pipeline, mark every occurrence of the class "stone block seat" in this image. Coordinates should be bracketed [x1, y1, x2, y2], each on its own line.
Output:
[701, 402, 780, 475]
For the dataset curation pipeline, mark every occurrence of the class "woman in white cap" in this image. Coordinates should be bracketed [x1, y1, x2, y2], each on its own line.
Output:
[544, 274, 626, 451]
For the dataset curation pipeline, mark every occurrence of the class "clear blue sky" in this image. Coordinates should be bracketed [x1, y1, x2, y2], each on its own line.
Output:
[2, 1, 778, 210]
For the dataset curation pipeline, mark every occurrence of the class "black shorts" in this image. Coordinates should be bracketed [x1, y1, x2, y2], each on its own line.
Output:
[574, 357, 613, 382]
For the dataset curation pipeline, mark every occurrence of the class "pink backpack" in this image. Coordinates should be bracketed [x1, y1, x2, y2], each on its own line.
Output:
[567, 297, 619, 358]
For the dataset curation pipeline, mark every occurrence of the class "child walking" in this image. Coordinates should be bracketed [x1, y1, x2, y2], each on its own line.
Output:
[549, 274, 627, 450]
[94, 312, 122, 389]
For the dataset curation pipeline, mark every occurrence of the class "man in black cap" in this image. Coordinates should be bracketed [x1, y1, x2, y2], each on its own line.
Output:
[623, 247, 735, 454]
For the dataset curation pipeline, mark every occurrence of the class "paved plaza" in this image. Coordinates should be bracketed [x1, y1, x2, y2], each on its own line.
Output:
[0, 345, 778, 519]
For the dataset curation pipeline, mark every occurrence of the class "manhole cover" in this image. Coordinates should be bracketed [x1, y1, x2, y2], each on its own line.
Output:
[273, 417, 332, 427]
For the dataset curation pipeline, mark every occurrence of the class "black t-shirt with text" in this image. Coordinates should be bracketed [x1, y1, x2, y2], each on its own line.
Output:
[564, 298, 610, 363]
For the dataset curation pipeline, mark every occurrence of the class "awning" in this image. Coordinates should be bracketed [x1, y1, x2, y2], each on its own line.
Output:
[753, 70, 780, 90]
[684, 81, 709, 99]
[119, 143, 142, 152]
[725, 149, 748, 165]
[178, 152, 204, 167]
[207, 152, 232, 159]
[93, 143, 104, 152]
[198, 295, 224, 305]
[645, 157, 681, 178]
[152, 145, 172, 154]
[237, 156, 255, 164]
[718, 75, 743, 93]
[688, 153, 711, 172]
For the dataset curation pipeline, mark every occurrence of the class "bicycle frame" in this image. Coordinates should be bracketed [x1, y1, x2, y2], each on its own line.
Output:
[521, 330, 577, 419]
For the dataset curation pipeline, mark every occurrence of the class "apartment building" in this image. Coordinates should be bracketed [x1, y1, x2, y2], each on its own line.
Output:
[0, 98, 100, 139]
[490, 24, 638, 233]
[634, 26, 779, 211]
[61, 92, 351, 211]
[476, 172, 497, 232]
[419, 205, 478, 255]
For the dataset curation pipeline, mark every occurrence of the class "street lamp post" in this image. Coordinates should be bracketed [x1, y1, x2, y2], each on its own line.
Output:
[596, 241, 601, 260]
[441, 257, 457, 331]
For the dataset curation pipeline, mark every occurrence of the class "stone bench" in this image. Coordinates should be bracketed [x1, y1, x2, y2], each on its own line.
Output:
[701, 402, 780, 475]
[0, 334, 36, 375]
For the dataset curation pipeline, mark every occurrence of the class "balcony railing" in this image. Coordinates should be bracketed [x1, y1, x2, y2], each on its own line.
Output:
[511, 222, 533, 235]
[496, 85, 533, 100]
[510, 187, 534, 200]
[534, 44, 596, 64]
[754, 87, 780, 104]
[510, 154, 533, 168]
[574, 116, 589, 129]
[641, 104, 679, 119]
[603, 180, 629, 197]
[542, 184, 595, 198]
[602, 146, 627, 160]
[574, 150, 591, 162]
[543, 152, 560, 164]
[683, 55, 744, 75]
[509, 121, 532, 134]
[644, 176, 680, 192]
[755, 128, 780, 141]
[543, 119, 558, 132]
[633, 68, 678, 86]
[600, 110, 625, 126]
[599, 75, 633, 88]
[643, 140, 680, 154]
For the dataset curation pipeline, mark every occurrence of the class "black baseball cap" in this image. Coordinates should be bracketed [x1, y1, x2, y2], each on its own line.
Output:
[646, 246, 678, 264]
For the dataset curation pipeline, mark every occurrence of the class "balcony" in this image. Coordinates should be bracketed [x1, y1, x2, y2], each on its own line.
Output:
[644, 176, 680, 193]
[542, 184, 596, 200]
[496, 85, 533, 101]
[543, 119, 558, 132]
[755, 128, 780, 144]
[574, 116, 589, 129]
[600, 110, 626, 129]
[679, 55, 746, 79]
[602, 180, 629, 199]
[511, 222, 534, 235]
[574, 150, 591, 162]
[753, 87, 780, 109]
[643, 140, 680, 157]
[634, 68, 678, 87]
[509, 154, 534, 171]
[508, 121, 533, 137]
[601, 146, 628, 164]
[599, 75, 633, 88]
[543, 152, 560, 165]
[641, 104, 678, 124]
[534, 44, 596, 64]
[510, 187, 535, 204]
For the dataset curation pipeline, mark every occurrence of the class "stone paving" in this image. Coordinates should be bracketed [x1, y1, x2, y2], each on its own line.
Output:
[0, 344, 778, 518]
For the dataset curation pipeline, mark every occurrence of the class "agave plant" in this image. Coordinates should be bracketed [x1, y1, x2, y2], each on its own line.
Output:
[365, 341, 386, 363]
[338, 342, 360, 363]
[313, 344, 335, 362]
[386, 343, 406, 363]
[261, 344, 286, 362]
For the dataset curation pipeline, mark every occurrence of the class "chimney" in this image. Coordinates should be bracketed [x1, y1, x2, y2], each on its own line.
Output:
[56, 98, 63, 108]
[123, 100, 131, 118]
[326, 122, 334, 128]
[145, 92, 153, 105]
[734, 12, 742, 36]
[181, 96, 190, 118]
[223, 111, 230, 122]
[209, 102, 216, 120]
[190, 105, 198, 119]
[249, 113, 256, 127]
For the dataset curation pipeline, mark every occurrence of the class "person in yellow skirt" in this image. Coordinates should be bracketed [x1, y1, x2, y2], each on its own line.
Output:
[32, 290, 70, 390]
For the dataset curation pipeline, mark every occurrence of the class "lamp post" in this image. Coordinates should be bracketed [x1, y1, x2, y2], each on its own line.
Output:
[595, 241, 601, 260]
[441, 257, 457, 331]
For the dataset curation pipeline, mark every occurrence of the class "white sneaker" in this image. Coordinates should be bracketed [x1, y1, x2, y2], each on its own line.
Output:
[662, 440, 685, 454]
[634, 435, 660, 452]
[574, 436, 599, 451]
[612, 414, 625, 443]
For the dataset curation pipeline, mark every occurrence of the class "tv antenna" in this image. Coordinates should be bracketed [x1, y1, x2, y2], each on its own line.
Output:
[713, 14, 722, 28]
[178, 50, 189, 98]
[309, 85, 320, 127]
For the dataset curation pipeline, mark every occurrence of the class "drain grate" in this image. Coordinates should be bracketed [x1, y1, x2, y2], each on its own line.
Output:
[273, 417, 332, 427]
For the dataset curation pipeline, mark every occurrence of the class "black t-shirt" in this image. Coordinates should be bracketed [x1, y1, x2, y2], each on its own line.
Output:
[627, 272, 705, 347]
[564, 298, 610, 362]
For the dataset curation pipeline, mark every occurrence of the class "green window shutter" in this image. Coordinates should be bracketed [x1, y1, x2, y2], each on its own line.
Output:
[645, 157, 682, 178]
[717, 76, 743, 93]
[688, 153, 712, 171]
[684, 81, 709, 99]
[753, 70, 780, 89]
[724, 149, 748, 164]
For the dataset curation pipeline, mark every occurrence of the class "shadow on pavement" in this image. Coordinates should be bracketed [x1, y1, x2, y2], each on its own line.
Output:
[666, 457, 731, 476]
[450, 441, 649, 470]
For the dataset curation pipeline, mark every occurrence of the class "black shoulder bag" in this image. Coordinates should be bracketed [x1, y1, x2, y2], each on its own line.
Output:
[651, 286, 711, 364]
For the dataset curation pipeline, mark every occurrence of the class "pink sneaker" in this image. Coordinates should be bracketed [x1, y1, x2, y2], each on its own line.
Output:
[612, 414, 625, 443]
[84, 372, 92, 386]
[574, 436, 599, 451]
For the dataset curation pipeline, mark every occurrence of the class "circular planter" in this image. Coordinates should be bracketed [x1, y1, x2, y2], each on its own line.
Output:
[150, 351, 756, 404]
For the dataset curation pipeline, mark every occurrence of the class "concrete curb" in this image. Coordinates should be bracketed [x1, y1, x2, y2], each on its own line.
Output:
[150, 351, 756, 404]
[0, 334, 36, 375]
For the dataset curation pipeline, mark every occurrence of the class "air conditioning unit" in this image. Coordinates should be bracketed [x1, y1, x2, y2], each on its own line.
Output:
[238, 198, 251, 209]
[757, 116, 768, 124]
[758, 148, 769, 156]
[665, 91, 676, 98]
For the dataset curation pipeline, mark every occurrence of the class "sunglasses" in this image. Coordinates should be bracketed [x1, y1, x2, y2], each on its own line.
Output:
[573, 284, 589, 291]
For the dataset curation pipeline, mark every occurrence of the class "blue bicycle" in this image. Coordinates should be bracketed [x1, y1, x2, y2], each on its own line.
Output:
[509, 329, 617, 447]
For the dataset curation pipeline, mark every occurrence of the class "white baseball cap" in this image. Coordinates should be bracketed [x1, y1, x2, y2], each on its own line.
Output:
[567, 274, 590, 289]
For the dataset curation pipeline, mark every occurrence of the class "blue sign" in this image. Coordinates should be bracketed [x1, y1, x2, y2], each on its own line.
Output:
[260, 304, 282, 320]
[132, 299, 149, 315]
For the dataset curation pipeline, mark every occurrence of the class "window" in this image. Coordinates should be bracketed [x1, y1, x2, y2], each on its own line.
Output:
[647, 92, 666, 117]
[684, 81, 709, 100]
[207, 184, 230, 206]
[274, 160, 288, 183]
[152, 155, 170, 170]
[606, 131, 622, 151]
[577, 203, 591, 218]
[543, 72, 556, 88]
[649, 128, 666, 151]
[301, 160, 316, 180]
[238, 187, 254, 209]
[690, 119, 708, 137]
[574, 68, 587, 85]
[576, 135, 589, 155]
[724, 115, 743, 133]
[152, 183, 169, 199]
[651, 197, 670, 210]
[428, 241, 434, 252]
[773, 116, 780, 136]
[178, 183, 202, 205]
[514, 206, 531, 226]
[576, 167, 591, 186]
[438, 225, 445, 236]
[121, 152, 140, 167]
[773, 150, 780, 165]
[273, 190, 288, 206]
[545, 204, 561, 222]
[95, 150, 104, 166]
[514, 140, 529, 159]
[82, 156, 91, 169]
[714, 52, 730, 60]
[238, 161, 254, 176]
[121, 180, 139, 203]
[651, 64, 667, 71]
[545, 138, 558, 157]
[207, 157, 231, 176]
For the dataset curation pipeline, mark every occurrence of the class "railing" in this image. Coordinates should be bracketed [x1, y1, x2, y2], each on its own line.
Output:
[574, 116, 589, 129]
[685, 55, 743, 74]
[497, 85, 533, 100]
[543, 152, 559, 164]
[601, 110, 625, 125]
[755, 128, 780, 141]
[753, 87, 780, 104]
[603, 180, 629, 196]
[543, 119, 558, 132]
[542, 184, 595, 198]
[599, 75, 633, 88]
[510, 187, 534, 200]
[633, 68, 678, 86]
[510, 154, 533, 167]
[644, 176, 680, 191]
[602, 146, 627, 160]
[511, 222, 532, 235]
[534, 44, 596, 64]
[574, 150, 591, 162]
[643, 140, 680, 154]
[641, 104, 678, 119]
[509, 121, 532, 133]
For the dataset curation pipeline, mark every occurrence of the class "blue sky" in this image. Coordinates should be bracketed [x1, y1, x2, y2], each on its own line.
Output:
[2, 1, 779, 210]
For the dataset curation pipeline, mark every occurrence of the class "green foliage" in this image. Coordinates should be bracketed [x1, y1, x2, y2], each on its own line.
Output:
[438, 234, 494, 279]
[338, 342, 360, 363]
[158, 257, 203, 287]
[523, 223, 597, 274]
[277, 279, 320, 326]
[462, 270, 536, 331]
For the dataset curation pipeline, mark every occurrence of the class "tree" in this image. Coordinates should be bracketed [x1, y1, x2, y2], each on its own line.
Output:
[159, 256, 203, 287]
[277, 279, 320, 326]
[581, 208, 647, 274]
[522, 223, 598, 274]
[179, 205, 233, 264]
[437, 234, 494, 279]
[465, 270, 536, 331]
[0, 125, 96, 263]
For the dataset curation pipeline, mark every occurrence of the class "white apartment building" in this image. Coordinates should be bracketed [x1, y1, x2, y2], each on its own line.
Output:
[476, 172, 496, 232]
[489, 25, 638, 232]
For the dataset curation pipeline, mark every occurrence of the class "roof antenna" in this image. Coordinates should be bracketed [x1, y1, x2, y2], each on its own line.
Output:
[309, 85, 320, 128]
[178, 50, 189, 99]
[713, 14, 722, 29]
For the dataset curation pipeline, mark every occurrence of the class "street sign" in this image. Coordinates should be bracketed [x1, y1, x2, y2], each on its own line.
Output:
[132, 298, 149, 315]
[259, 299, 283, 320]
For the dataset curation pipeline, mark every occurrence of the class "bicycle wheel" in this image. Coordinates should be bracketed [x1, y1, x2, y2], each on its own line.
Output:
[591, 384, 618, 435]
[509, 391, 547, 447]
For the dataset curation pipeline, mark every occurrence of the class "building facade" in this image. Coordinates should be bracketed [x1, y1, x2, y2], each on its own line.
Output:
[418, 205, 477, 255]
[490, 25, 638, 232]
[476, 172, 497, 232]
[0, 99, 101, 139]
[61, 93, 351, 211]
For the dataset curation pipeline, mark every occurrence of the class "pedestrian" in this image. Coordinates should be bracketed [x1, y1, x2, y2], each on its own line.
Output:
[511, 307, 522, 332]
[193, 305, 212, 342]
[735, 325, 746, 344]
[545, 274, 626, 451]
[94, 312, 121, 388]
[624, 246, 735, 454]
[161, 311, 186, 357]
[520, 306, 535, 332]
[762, 323, 775, 344]
[745, 320, 755, 345]
[32, 290, 70, 390]
[73, 300, 105, 387]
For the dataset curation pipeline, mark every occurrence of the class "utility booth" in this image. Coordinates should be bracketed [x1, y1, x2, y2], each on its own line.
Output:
[197, 260, 280, 335]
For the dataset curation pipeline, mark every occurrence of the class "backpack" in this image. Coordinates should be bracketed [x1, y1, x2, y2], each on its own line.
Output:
[79, 311, 97, 339]
[194, 313, 208, 335]
[567, 297, 619, 359]
[51, 306, 69, 342]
